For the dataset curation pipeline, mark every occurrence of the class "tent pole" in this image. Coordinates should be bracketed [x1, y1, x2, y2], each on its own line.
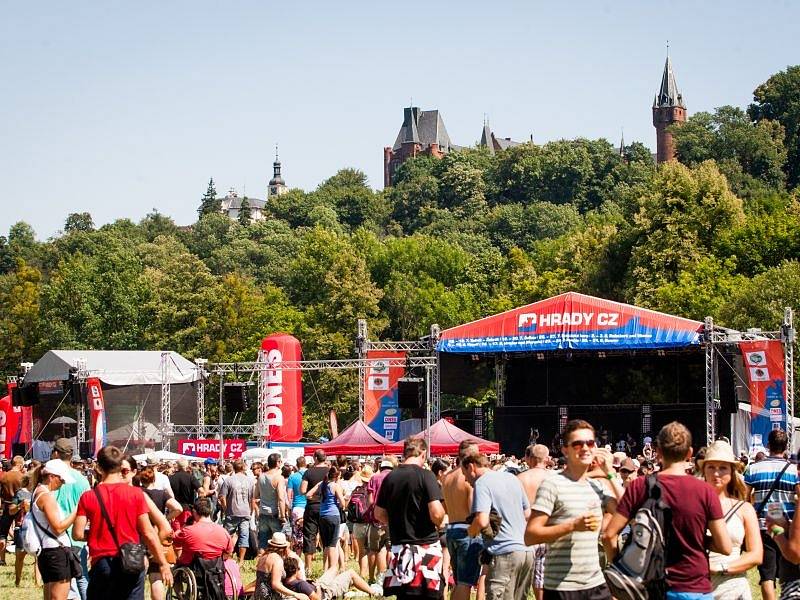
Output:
[425, 365, 432, 455]
[219, 373, 225, 463]
[704, 317, 716, 445]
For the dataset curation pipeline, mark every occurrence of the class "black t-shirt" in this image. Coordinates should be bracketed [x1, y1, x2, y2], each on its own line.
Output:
[145, 488, 168, 514]
[302, 466, 329, 508]
[286, 579, 316, 596]
[170, 471, 200, 508]
[376, 464, 442, 545]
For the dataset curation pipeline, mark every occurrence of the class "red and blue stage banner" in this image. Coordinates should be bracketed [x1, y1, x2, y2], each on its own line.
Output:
[87, 377, 106, 456]
[0, 382, 23, 459]
[438, 292, 703, 353]
[261, 334, 303, 442]
[364, 351, 405, 442]
[739, 340, 787, 446]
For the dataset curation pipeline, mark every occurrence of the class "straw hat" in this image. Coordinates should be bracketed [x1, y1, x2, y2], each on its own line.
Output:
[698, 440, 742, 472]
[359, 465, 374, 481]
[267, 532, 290, 548]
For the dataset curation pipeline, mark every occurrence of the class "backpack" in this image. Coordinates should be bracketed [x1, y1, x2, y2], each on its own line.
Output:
[20, 490, 47, 556]
[347, 484, 369, 523]
[604, 474, 671, 600]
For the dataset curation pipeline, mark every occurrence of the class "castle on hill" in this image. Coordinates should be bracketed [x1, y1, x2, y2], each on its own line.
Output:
[383, 53, 686, 187]
[220, 149, 289, 222]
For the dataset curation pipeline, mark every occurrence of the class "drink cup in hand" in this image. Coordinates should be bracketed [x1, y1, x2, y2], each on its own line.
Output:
[768, 502, 784, 521]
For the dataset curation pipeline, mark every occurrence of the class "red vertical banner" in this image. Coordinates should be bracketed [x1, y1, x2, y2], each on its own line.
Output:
[364, 351, 405, 441]
[0, 382, 22, 459]
[87, 377, 107, 455]
[739, 340, 787, 449]
[260, 334, 303, 442]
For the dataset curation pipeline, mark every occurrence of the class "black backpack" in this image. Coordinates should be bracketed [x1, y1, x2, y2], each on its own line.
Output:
[347, 484, 369, 523]
[604, 474, 671, 600]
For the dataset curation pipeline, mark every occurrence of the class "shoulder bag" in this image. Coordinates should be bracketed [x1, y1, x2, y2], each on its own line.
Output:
[28, 490, 82, 579]
[93, 487, 147, 575]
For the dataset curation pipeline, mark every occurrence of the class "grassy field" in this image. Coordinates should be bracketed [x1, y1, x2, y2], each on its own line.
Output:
[0, 552, 768, 600]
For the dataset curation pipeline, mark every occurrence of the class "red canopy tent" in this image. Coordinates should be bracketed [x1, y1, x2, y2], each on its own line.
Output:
[412, 419, 499, 455]
[304, 420, 402, 456]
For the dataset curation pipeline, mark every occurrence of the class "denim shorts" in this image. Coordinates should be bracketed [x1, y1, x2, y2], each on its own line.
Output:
[445, 524, 483, 587]
[224, 515, 251, 548]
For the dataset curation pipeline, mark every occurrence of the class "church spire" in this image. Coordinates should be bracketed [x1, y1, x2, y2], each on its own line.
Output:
[268, 144, 287, 197]
[654, 50, 684, 109]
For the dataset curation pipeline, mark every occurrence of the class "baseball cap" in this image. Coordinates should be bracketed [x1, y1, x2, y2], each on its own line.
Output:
[43, 459, 76, 484]
[53, 438, 74, 454]
[204, 458, 218, 466]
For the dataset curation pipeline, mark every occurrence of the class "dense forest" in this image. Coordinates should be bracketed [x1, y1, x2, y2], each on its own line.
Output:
[1, 66, 798, 437]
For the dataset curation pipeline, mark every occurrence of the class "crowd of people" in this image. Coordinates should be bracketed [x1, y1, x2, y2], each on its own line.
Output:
[1, 422, 800, 600]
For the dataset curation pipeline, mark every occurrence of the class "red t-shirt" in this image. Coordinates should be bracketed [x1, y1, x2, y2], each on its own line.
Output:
[617, 474, 723, 593]
[174, 521, 233, 566]
[77, 483, 149, 560]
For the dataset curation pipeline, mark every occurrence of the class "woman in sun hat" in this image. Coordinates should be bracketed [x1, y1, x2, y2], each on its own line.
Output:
[700, 440, 762, 600]
[32, 459, 78, 600]
[247, 531, 310, 600]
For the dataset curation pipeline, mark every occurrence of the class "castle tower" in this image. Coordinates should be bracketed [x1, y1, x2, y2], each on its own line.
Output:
[268, 146, 287, 197]
[652, 52, 686, 163]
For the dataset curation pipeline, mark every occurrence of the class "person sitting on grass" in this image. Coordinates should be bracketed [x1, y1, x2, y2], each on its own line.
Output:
[245, 532, 310, 600]
[282, 556, 382, 600]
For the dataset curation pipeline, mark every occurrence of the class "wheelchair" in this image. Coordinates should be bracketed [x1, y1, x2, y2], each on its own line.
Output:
[168, 555, 239, 600]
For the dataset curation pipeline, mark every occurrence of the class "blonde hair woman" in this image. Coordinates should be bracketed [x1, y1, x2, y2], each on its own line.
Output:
[701, 440, 763, 600]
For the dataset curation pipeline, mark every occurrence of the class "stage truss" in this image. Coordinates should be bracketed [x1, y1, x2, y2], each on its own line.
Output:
[15, 309, 795, 452]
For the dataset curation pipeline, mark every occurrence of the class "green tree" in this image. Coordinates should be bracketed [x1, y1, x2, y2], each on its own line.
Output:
[0, 260, 44, 373]
[314, 169, 385, 231]
[0, 236, 13, 275]
[198, 178, 220, 218]
[64, 212, 95, 233]
[238, 197, 252, 225]
[718, 260, 800, 330]
[671, 106, 787, 190]
[627, 161, 745, 305]
[749, 65, 800, 187]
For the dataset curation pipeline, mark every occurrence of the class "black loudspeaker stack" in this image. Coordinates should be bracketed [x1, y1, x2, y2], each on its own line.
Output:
[398, 378, 424, 409]
[12, 384, 39, 407]
[11, 443, 26, 457]
[79, 442, 93, 459]
[224, 383, 250, 412]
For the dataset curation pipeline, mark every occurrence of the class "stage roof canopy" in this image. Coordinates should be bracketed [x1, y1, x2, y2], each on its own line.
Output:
[24, 350, 201, 386]
[438, 292, 703, 354]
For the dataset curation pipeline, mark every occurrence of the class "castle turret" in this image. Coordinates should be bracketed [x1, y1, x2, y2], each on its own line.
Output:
[652, 53, 687, 163]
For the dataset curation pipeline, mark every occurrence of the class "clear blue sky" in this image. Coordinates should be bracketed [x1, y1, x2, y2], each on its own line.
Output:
[2, 1, 797, 238]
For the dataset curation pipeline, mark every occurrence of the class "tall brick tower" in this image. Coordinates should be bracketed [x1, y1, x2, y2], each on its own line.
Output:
[652, 53, 686, 163]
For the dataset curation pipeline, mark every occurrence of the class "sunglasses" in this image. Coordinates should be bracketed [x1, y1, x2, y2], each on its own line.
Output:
[569, 439, 597, 450]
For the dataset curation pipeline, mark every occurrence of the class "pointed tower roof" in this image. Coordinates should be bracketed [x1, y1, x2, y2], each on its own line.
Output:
[269, 145, 285, 186]
[654, 54, 685, 109]
[480, 122, 495, 154]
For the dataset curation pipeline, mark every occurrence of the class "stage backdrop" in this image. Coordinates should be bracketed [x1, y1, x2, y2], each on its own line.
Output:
[364, 351, 405, 441]
[739, 340, 787, 448]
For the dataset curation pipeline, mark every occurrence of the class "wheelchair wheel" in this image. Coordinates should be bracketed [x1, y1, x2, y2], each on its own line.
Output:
[170, 566, 197, 600]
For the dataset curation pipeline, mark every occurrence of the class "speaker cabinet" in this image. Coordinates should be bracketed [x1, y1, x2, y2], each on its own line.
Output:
[224, 383, 250, 412]
[398, 378, 423, 409]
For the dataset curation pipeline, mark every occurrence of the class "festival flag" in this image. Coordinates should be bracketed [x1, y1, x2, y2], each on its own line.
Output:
[740, 339, 787, 446]
[364, 351, 405, 440]
[87, 377, 107, 455]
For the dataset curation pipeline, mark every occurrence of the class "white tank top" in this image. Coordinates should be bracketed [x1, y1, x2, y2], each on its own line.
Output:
[32, 488, 70, 549]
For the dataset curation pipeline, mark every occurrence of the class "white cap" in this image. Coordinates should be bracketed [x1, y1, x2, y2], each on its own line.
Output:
[380, 460, 394, 470]
[43, 459, 75, 484]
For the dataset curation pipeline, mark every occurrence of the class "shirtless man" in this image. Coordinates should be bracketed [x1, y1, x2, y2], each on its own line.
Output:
[518, 444, 552, 600]
[442, 441, 483, 600]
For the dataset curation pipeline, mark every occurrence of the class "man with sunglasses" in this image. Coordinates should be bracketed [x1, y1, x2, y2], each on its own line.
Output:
[525, 419, 617, 600]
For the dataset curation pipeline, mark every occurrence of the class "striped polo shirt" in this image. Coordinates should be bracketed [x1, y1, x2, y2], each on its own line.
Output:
[532, 472, 612, 591]
[744, 457, 797, 525]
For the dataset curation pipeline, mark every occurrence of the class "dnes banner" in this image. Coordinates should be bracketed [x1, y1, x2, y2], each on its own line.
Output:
[0, 382, 23, 459]
[260, 334, 303, 442]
